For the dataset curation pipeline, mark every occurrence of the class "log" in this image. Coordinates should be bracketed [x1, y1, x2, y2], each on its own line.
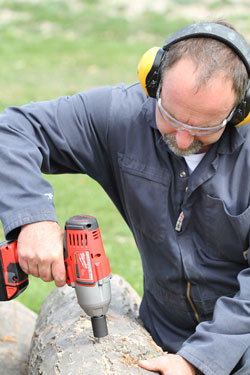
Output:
[29, 274, 163, 374]
[0, 300, 37, 375]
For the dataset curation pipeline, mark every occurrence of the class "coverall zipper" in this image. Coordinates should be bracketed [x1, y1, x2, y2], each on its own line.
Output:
[186, 281, 200, 323]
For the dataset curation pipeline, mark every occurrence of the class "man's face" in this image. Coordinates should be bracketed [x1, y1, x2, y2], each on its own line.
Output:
[155, 57, 237, 156]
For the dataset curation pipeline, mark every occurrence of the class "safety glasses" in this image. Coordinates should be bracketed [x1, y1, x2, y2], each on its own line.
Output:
[156, 90, 236, 136]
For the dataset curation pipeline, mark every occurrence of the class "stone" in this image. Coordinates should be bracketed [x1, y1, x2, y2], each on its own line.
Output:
[28, 274, 163, 374]
[0, 300, 37, 375]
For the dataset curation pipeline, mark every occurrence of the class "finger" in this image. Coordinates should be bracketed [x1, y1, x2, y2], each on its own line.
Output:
[138, 356, 168, 374]
[38, 261, 53, 282]
[17, 242, 30, 274]
[17, 240, 40, 277]
[18, 259, 30, 275]
[28, 263, 40, 278]
[52, 257, 66, 287]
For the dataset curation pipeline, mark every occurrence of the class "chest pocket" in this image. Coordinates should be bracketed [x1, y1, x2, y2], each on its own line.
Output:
[118, 153, 170, 243]
[203, 194, 250, 262]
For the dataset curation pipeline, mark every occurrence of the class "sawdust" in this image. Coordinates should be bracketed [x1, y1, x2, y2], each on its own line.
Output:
[121, 353, 138, 367]
[0, 335, 17, 344]
[147, 337, 163, 353]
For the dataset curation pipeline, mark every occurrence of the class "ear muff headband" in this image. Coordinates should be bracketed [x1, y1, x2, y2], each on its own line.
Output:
[138, 22, 250, 127]
[163, 23, 250, 75]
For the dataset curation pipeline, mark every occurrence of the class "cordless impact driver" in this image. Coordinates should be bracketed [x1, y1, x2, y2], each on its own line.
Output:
[0, 215, 112, 338]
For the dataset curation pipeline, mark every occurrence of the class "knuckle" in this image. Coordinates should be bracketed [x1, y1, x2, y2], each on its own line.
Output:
[37, 255, 48, 265]
[40, 274, 53, 282]
[38, 251, 59, 264]
[21, 251, 36, 262]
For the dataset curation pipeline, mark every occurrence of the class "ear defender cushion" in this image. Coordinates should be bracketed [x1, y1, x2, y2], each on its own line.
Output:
[137, 47, 165, 98]
[235, 111, 250, 127]
[232, 81, 250, 127]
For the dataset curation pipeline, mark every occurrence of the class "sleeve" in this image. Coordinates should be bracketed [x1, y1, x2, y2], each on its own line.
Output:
[177, 267, 250, 375]
[0, 86, 113, 238]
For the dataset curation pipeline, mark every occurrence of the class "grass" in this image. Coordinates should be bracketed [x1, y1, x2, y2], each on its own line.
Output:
[1, 0, 248, 313]
[0, 1, 191, 108]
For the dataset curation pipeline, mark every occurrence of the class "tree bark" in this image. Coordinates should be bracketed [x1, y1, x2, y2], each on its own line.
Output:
[29, 274, 163, 374]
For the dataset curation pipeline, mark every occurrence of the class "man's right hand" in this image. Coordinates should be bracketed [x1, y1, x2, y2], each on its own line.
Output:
[17, 221, 66, 287]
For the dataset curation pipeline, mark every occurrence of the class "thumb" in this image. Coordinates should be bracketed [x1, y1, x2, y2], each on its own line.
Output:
[138, 357, 163, 373]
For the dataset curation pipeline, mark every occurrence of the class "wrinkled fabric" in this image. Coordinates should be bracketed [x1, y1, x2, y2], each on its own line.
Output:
[0, 83, 250, 374]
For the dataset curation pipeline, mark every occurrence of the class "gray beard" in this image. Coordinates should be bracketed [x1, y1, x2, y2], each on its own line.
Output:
[162, 134, 204, 156]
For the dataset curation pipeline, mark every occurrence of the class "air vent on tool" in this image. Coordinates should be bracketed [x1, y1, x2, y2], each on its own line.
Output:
[69, 233, 85, 248]
[92, 229, 100, 240]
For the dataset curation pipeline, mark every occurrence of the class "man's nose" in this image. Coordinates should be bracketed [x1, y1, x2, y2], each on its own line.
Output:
[175, 129, 195, 149]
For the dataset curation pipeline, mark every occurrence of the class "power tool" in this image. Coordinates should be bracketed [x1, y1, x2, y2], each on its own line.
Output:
[64, 215, 112, 338]
[0, 215, 112, 338]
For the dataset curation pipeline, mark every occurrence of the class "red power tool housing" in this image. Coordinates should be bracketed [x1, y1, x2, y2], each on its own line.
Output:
[0, 241, 28, 301]
[64, 215, 112, 337]
[0, 215, 112, 338]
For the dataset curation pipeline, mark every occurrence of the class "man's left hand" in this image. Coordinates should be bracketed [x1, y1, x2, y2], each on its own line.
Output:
[138, 354, 197, 375]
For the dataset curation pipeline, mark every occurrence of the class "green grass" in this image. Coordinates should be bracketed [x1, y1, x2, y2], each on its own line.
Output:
[0, 0, 190, 108]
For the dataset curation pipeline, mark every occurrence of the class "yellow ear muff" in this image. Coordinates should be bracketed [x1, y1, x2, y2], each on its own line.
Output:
[235, 110, 250, 127]
[138, 47, 161, 96]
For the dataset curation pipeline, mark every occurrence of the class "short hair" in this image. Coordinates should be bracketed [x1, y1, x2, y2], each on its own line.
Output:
[161, 20, 249, 104]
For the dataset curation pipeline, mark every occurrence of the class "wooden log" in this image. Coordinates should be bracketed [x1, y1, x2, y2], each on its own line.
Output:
[0, 300, 37, 375]
[29, 274, 163, 374]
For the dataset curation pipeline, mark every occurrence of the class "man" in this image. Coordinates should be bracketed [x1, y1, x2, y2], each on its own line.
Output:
[0, 20, 250, 374]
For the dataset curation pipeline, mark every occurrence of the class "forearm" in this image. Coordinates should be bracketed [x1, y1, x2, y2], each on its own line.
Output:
[177, 269, 250, 375]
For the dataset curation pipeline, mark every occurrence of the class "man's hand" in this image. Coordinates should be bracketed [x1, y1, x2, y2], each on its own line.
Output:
[17, 221, 66, 287]
[138, 354, 197, 375]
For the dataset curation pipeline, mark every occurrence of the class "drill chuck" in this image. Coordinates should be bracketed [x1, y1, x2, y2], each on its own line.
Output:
[91, 315, 108, 338]
[75, 274, 111, 337]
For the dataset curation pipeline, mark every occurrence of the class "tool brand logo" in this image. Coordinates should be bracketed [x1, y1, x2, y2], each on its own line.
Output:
[79, 253, 87, 269]
[77, 251, 93, 281]
[44, 193, 53, 200]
